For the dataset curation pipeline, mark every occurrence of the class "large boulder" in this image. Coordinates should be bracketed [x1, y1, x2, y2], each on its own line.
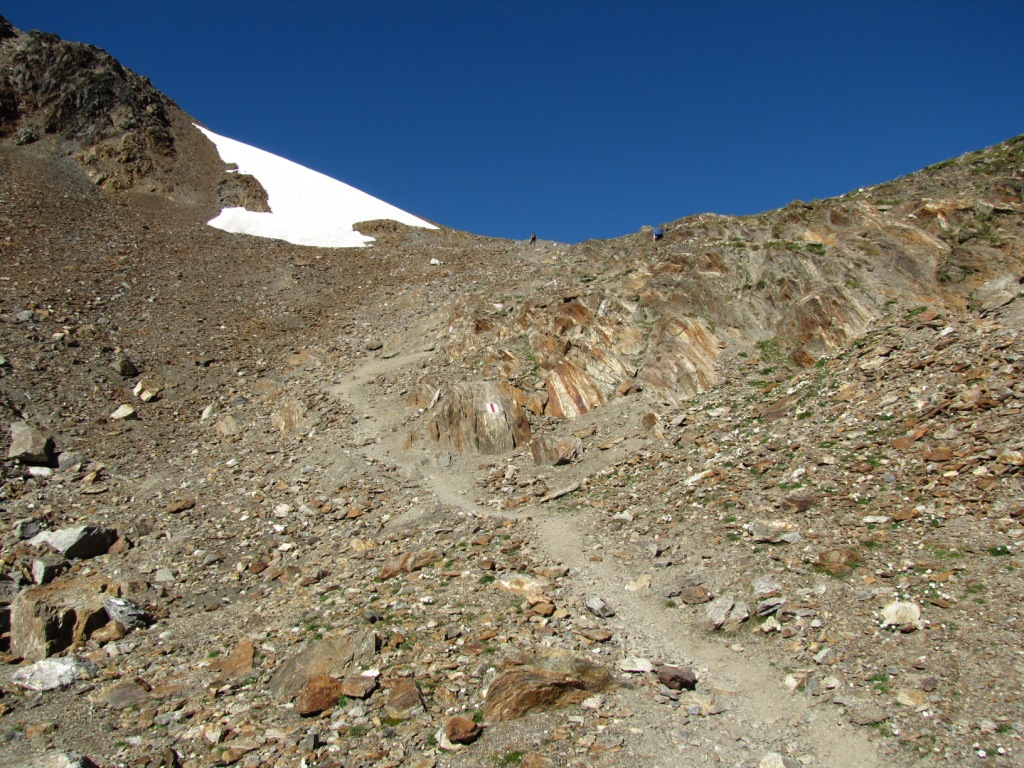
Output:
[268, 630, 378, 702]
[424, 381, 531, 455]
[8, 421, 54, 465]
[11, 577, 112, 661]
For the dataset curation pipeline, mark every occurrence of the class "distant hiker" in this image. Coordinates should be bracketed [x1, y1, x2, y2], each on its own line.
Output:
[652, 225, 665, 242]
[529, 232, 537, 245]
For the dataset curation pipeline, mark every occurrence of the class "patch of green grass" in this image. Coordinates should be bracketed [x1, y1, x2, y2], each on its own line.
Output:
[493, 752, 525, 767]
[347, 725, 368, 739]
[869, 672, 890, 693]
[988, 545, 1012, 557]
[925, 544, 964, 560]
[478, 574, 496, 585]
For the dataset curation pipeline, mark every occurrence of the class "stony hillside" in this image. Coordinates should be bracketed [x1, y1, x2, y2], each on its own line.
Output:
[1, 16, 1023, 768]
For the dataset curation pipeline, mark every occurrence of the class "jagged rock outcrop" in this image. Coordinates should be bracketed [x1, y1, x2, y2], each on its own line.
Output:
[0, 20, 176, 189]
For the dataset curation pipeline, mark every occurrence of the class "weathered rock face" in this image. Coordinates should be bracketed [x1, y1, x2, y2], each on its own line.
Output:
[638, 315, 720, 405]
[544, 360, 605, 418]
[423, 381, 531, 454]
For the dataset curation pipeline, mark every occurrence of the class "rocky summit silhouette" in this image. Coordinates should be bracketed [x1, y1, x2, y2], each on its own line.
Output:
[1, 15, 1023, 768]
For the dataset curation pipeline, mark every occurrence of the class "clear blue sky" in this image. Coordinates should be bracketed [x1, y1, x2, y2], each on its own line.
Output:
[7, 2, 1024, 244]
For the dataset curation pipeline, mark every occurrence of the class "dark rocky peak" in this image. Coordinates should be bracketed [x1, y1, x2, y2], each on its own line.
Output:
[0, 15, 179, 191]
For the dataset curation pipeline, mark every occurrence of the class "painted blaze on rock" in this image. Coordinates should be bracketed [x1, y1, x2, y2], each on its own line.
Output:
[425, 381, 531, 455]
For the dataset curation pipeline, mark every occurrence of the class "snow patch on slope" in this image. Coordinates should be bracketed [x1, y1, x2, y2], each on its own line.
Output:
[196, 125, 437, 248]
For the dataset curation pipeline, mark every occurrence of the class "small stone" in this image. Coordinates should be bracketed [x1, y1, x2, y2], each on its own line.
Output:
[102, 597, 151, 630]
[759, 753, 800, 768]
[849, 704, 889, 725]
[162, 498, 196, 515]
[90, 621, 127, 644]
[752, 575, 783, 598]
[677, 585, 713, 604]
[99, 678, 151, 709]
[13, 518, 43, 540]
[31, 555, 68, 585]
[814, 548, 861, 574]
[113, 356, 139, 377]
[896, 688, 928, 707]
[748, 519, 800, 544]
[585, 597, 615, 618]
[657, 664, 697, 690]
[209, 640, 255, 686]
[532, 602, 556, 617]
[484, 665, 593, 721]
[30, 525, 117, 560]
[339, 675, 378, 699]
[110, 404, 138, 420]
[445, 715, 482, 744]
[530, 435, 583, 466]
[216, 416, 239, 436]
[880, 601, 923, 631]
[12, 656, 98, 691]
[620, 657, 655, 673]
[814, 647, 838, 665]
[133, 379, 162, 402]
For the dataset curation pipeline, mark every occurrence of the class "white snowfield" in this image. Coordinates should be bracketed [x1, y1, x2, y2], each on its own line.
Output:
[195, 125, 437, 248]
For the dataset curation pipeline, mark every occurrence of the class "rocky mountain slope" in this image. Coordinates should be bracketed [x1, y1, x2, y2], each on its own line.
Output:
[1, 16, 1023, 768]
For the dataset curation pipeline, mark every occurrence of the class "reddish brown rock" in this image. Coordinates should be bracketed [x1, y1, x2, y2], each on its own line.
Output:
[295, 675, 346, 716]
[210, 639, 255, 686]
[678, 586, 714, 605]
[637, 315, 719, 406]
[446, 715, 482, 744]
[268, 630, 378, 702]
[657, 664, 698, 691]
[90, 620, 126, 645]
